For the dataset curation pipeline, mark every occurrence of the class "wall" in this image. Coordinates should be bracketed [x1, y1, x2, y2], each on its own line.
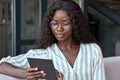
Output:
[0, 2, 11, 58]
[89, 6, 120, 57]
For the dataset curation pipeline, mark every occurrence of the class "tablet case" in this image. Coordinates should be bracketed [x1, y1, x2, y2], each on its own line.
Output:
[27, 58, 58, 80]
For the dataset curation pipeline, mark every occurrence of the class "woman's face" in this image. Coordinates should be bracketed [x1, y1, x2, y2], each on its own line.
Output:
[49, 10, 72, 42]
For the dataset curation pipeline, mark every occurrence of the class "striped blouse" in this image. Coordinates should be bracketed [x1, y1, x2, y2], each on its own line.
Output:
[0, 43, 106, 80]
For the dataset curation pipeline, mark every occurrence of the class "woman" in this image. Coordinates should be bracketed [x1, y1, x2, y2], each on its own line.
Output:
[0, 0, 106, 80]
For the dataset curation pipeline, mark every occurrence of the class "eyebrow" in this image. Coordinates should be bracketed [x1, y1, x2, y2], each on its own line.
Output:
[52, 19, 71, 22]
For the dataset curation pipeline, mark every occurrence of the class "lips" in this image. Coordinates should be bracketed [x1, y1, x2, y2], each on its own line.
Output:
[56, 34, 64, 38]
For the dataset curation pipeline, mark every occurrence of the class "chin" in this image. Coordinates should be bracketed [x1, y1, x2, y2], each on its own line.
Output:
[56, 38, 65, 42]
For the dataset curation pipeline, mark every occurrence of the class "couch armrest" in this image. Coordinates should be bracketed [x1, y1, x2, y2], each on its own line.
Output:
[0, 74, 26, 80]
[104, 57, 120, 80]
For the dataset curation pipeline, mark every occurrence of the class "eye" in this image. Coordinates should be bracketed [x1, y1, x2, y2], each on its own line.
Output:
[49, 21, 58, 27]
[62, 21, 71, 26]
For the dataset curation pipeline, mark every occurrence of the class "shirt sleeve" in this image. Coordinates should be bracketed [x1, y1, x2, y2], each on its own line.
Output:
[93, 44, 106, 80]
[0, 49, 48, 69]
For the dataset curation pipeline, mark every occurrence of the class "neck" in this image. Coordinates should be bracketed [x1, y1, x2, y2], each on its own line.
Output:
[57, 41, 79, 50]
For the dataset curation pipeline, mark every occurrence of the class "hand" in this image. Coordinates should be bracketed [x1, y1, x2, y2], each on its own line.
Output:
[56, 70, 63, 80]
[26, 67, 46, 80]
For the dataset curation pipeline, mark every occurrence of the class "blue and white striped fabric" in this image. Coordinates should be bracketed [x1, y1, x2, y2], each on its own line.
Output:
[0, 43, 106, 80]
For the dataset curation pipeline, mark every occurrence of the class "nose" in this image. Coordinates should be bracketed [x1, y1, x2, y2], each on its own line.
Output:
[57, 23, 63, 31]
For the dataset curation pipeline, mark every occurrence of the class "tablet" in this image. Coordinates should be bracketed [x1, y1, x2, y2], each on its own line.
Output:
[27, 58, 58, 80]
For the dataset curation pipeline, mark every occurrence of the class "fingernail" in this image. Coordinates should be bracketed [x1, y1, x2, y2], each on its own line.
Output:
[40, 70, 44, 73]
[35, 67, 38, 70]
[43, 73, 46, 75]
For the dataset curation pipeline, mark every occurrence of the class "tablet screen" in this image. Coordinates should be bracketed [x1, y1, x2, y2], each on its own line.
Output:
[27, 58, 58, 80]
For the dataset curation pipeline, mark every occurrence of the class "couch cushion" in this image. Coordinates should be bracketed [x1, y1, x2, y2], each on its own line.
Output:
[104, 57, 120, 80]
[0, 74, 26, 80]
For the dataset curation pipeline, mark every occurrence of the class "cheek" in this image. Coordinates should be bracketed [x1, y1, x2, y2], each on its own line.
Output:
[51, 28, 56, 35]
[65, 28, 73, 36]
[67, 27, 72, 33]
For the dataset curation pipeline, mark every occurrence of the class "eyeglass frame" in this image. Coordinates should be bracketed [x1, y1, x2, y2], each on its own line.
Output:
[48, 19, 72, 29]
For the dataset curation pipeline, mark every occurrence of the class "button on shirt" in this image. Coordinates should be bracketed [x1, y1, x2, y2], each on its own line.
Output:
[0, 43, 106, 80]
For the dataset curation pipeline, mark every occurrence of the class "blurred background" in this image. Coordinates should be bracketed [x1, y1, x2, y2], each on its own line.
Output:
[0, 0, 120, 59]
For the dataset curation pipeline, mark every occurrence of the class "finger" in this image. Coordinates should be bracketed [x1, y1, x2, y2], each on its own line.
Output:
[26, 70, 45, 76]
[56, 71, 63, 80]
[58, 71, 62, 77]
[27, 67, 38, 72]
[26, 71, 46, 79]
[56, 70, 62, 77]
[56, 70, 59, 76]
[27, 73, 46, 80]
[27, 75, 38, 80]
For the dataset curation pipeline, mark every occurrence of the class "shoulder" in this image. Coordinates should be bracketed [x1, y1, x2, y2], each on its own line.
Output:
[46, 43, 57, 51]
[26, 43, 57, 58]
[81, 43, 101, 50]
[81, 43, 102, 56]
[25, 48, 48, 59]
[90, 43, 103, 58]
[27, 43, 56, 53]
[26, 49, 47, 55]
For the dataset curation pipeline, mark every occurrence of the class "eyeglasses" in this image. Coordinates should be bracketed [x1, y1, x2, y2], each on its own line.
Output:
[49, 20, 71, 29]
